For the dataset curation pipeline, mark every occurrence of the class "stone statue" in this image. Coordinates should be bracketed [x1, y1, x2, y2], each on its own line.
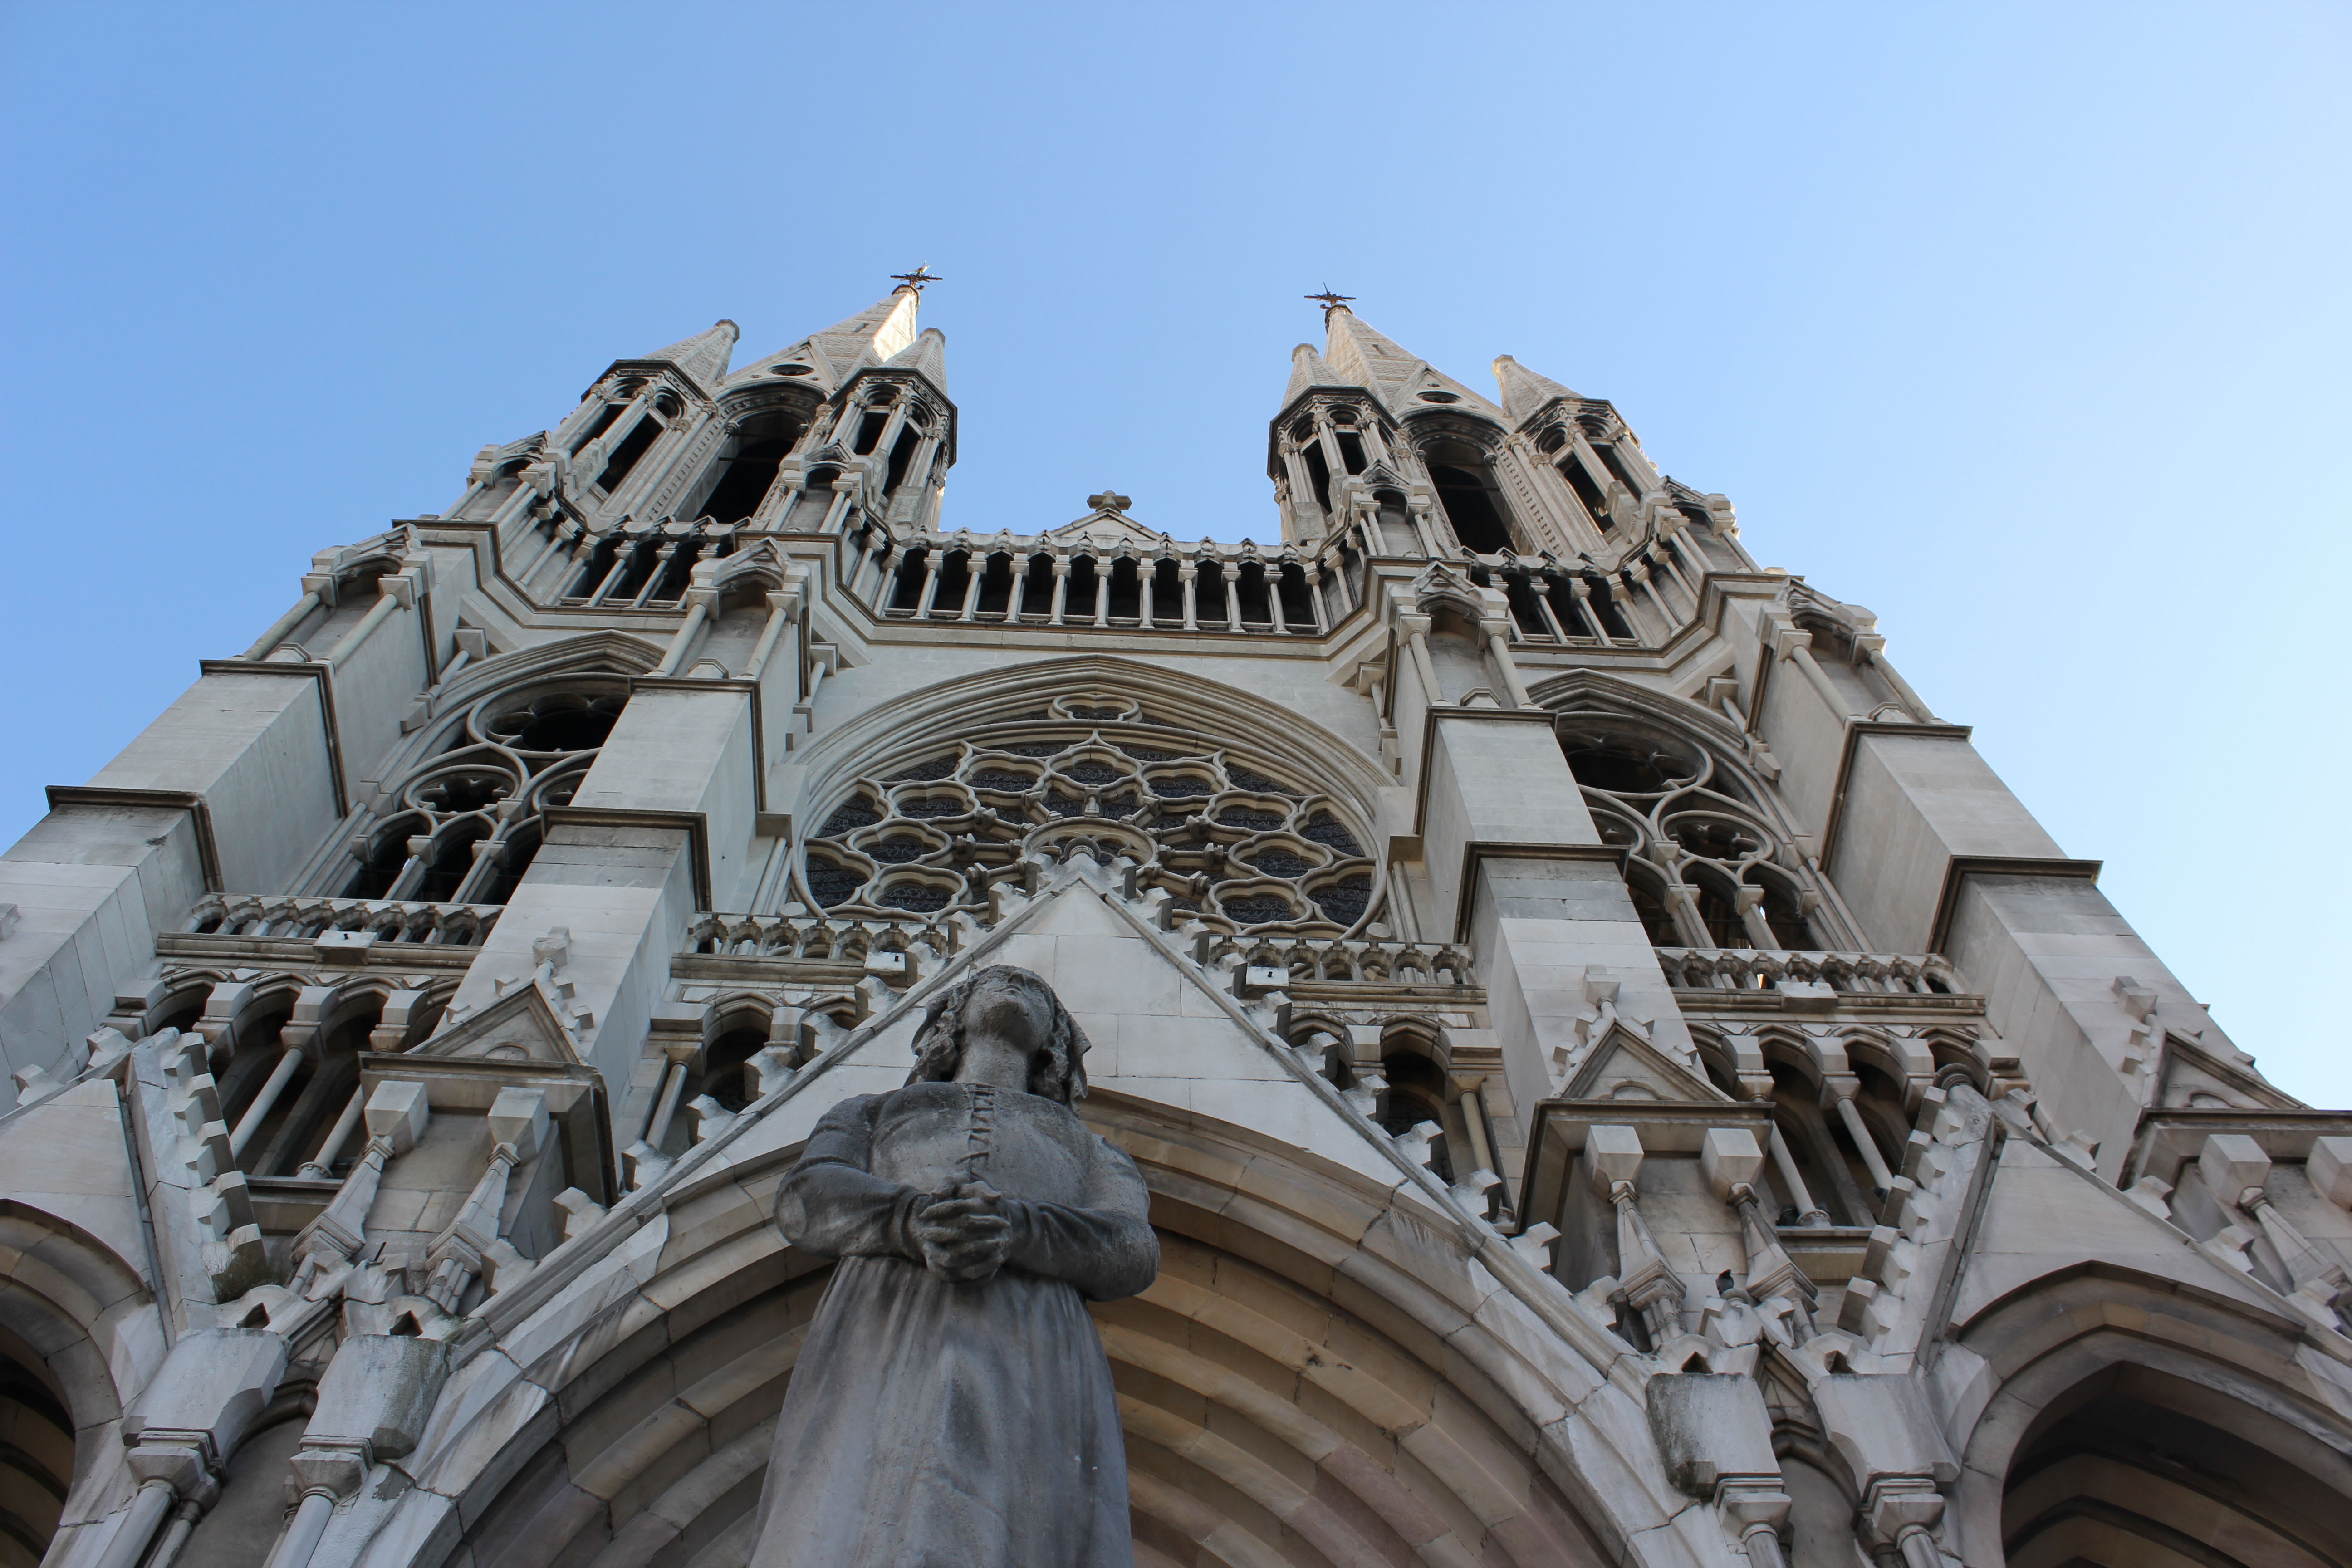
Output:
[750, 965, 1159, 1568]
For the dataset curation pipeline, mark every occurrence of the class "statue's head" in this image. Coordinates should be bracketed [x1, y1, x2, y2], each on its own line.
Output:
[907, 965, 1091, 1102]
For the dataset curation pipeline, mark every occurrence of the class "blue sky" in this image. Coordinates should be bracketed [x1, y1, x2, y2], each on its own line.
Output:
[3, 3, 2347, 1099]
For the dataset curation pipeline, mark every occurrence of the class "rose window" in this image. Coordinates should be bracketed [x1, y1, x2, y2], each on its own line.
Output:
[799, 695, 1379, 934]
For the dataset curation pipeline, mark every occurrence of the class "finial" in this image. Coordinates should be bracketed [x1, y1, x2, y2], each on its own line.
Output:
[1305, 286, 1354, 313]
[890, 265, 944, 294]
[1087, 490, 1132, 513]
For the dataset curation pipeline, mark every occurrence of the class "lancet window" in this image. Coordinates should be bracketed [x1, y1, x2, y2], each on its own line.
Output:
[693, 411, 802, 524]
[796, 694, 1379, 934]
[339, 680, 626, 905]
[591, 390, 679, 495]
[1555, 711, 1845, 952]
[1417, 437, 1519, 554]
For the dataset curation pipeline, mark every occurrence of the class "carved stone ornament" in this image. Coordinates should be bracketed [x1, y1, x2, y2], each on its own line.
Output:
[749, 965, 1158, 1567]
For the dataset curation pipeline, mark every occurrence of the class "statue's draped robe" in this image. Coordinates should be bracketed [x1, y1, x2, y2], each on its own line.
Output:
[752, 1082, 1158, 1568]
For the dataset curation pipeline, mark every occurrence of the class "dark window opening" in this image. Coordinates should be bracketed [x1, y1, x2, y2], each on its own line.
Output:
[570, 403, 625, 453]
[473, 827, 543, 907]
[1106, 559, 1142, 620]
[1152, 557, 1182, 618]
[1586, 575, 1636, 639]
[1542, 577, 1592, 637]
[1302, 443, 1333, 513]
[1019, 554, 1056, 617]
[602, 538, 664, 603]
[1690, 876, 1745, 948]
[1195, 564, 1230, 626]
[853, 410, 889, 455]
[414, 823, 491, 903]
[1558, 455, 1611, 528]
[1759, 882, 1815, 950]
[642, 537, 704, 604]
[1560, 733, 1700, 794]
[566, 536, 625, 598]
[1337, 432, 1368, 475]
[1276, 564, 1315, 628]
[1593, 441, 1642, 496]
[1427, 460, 1514, 554]
[889, 549, 931, 611]
[594, 416, 663, 493]
[1235, 564, 1274, 627]
[504, 701, 620, 754]
[974, 553, 1015, 616]
[929, 551, 972, 615]
[883, 424, 922, 495]
[1504, 575, 1548, 635]
[343, 826, 414, 900]
[701, 1026, 767, 1113]
[1067, 556, 1100, 617]
[699, 423, 797, 524]
[1378, 1053, 1455, 1183]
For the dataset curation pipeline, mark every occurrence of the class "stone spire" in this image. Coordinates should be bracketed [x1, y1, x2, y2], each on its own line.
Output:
[1492, 354, 1580, 423]
[639, 319, 739, 391]
[884, 325, 949, 395]
[1320, 305, 1504, 421]
[727, 291, 921, 395]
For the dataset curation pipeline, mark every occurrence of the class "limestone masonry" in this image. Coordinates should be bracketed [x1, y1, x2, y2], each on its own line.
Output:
[0, 282, 2344, 1567]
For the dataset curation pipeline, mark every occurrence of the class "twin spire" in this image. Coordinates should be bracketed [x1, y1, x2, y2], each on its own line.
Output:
[627, 284, 1573, 429]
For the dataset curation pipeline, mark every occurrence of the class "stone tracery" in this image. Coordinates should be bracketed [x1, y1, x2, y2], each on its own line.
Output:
[796, 691, 1381, 935]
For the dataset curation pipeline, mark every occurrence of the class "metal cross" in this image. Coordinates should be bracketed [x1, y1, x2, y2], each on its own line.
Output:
[1305, 287, 1355, 310]
[891, 265, 944, 292]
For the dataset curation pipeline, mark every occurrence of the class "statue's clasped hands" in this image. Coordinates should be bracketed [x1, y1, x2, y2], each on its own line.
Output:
[912, 1181, 1015, 1282]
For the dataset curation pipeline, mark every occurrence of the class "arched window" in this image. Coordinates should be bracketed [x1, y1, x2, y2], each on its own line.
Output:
[343, 681, 625, 905]
[1556, 710, 1831, 951]
[1420, 439, 1517, 554]
[696, 412, 800, 524]
[796, 697, 1379, 935]
[593, 392, 678, 495]
[0, 1326, 72, 1563]
[2004, 1367, 2352, 1565]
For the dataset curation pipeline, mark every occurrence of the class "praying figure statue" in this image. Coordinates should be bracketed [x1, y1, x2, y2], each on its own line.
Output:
[749, 965, 1159, 1568]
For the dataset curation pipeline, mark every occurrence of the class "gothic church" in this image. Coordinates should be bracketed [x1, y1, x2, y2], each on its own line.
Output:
[1, 279, 2346, 1567]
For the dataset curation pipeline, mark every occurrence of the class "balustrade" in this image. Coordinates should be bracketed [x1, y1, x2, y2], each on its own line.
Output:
[186, 892, 500, 947]
[1654, 947, 1965, 996]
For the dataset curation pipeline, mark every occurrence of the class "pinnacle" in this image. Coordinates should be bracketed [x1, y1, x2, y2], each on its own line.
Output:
[639, 319, 739, 389]
[1281, 343, 1337, 409]
[884, 325, 949, 392]
[1493, 355, 1579, 421]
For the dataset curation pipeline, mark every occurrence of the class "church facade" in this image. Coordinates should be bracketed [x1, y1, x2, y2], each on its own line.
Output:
[1, 281, 2347, 1567]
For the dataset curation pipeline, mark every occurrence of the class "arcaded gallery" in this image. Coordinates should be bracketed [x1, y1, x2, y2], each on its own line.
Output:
[1, 278, 2347, 1568]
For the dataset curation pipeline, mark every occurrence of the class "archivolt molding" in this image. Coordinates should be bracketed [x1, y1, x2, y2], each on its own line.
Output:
[0, 1200, 159, 1538]
[371, 1097, 1683, 1568]
[792, 656, 1392, 822]
[319, 865, 1718, 1567]
[1944, 1262, 2352, 1562]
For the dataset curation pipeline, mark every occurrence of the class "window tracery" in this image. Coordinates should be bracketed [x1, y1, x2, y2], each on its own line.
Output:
[796, 694, 1380, 935]
[341, 679, 626, 905]
[1555, 710, 1837, 951]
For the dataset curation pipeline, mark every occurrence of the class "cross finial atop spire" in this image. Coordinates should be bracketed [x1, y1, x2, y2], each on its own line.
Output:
[1305, 286, 1355, 313]
[890, 265, 944, 294]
